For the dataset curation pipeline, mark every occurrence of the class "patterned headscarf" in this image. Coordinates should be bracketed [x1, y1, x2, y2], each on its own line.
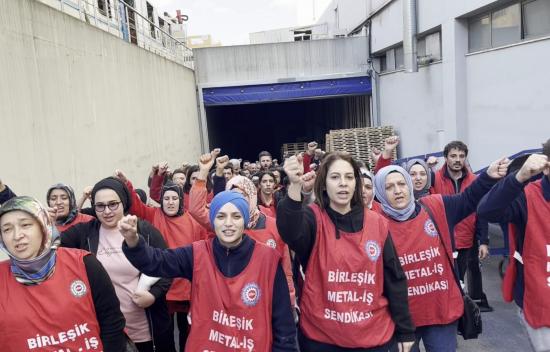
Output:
[0, 196, 61, 285]
[46, 183, 78, 226]
[225, 175, 261, 229]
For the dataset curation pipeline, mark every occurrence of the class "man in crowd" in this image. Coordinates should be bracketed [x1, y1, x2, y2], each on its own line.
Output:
[223, 165, 234, 181]
[478, 139, 550, 351]
[259, 151, 273, 171]
[432, 141, 492, 312]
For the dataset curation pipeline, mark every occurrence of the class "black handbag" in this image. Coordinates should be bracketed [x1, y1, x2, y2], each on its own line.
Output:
[419, 201, 482, 340]
[125, 334, 139, 352]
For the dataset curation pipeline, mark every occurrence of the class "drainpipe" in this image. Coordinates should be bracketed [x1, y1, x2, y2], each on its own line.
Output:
[367, 21, 381, 127]
[403, 0, 418, 72]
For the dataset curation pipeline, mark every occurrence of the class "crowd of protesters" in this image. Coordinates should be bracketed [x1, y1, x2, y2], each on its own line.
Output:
[0, 136, 549, 352]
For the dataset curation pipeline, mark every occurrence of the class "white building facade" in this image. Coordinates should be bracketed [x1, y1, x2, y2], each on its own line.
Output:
[311, 0, 550, 169]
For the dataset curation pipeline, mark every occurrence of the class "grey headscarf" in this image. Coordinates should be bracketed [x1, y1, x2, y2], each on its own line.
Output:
[374, 165, 416, 221]
[403, 159, 432, 199]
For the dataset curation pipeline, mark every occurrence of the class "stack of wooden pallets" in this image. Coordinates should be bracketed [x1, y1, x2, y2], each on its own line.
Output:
[325, 126, 396, 168]
[280, 142, 308, 160]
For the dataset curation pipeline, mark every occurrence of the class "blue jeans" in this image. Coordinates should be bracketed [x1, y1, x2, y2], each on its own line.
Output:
[411, 321, 458, 352]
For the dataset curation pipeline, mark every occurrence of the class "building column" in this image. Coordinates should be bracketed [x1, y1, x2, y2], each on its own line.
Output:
[441, 19, 468, 148]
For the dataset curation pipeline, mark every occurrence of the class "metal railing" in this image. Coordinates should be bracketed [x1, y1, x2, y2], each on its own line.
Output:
[41, 0, 194, 69]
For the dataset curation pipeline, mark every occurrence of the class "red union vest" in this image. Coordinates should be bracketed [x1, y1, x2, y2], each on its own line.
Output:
[247, 216, 286, 257]
[0, 248, 104, 352]
[502, 223, 518, 303]
[432, 166, 477, 249]
[186, 239, 279, 351]
[259, 204, 276, 218]
[387, 195, 464, 327]
[522, 180, 550, 328]
[299, 204, 394, 348]
[247, 215, 296, 306]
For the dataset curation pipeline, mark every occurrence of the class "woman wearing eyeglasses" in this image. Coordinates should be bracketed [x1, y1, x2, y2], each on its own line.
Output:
[60, 177, 175, 352]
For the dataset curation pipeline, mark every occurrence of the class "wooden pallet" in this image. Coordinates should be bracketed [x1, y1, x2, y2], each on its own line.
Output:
[281, 142, 308, 160]
[325, 126, 396, 169]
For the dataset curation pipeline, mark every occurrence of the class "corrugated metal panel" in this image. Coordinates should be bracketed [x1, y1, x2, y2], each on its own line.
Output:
[194, 37, 368, 86]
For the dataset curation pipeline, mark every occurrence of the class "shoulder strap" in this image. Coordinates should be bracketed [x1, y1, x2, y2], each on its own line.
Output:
[418, 200, 465, 296]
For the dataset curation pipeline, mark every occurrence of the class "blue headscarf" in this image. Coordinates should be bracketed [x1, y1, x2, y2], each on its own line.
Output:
[209, 191, 250, 228]
[374, 165, 416, 221]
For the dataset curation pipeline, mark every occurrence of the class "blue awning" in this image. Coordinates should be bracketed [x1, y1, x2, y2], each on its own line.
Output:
[202, 76, 371, 106]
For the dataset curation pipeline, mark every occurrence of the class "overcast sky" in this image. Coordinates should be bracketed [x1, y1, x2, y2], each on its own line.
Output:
[150, 0, 332, 46]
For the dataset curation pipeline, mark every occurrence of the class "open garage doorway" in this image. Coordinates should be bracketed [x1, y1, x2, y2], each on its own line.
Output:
[205, 95, 370, 162]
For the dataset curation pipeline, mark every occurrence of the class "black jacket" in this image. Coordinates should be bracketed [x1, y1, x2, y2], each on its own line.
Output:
[61, 219, 174, 351]
[0, 185, 16, 205]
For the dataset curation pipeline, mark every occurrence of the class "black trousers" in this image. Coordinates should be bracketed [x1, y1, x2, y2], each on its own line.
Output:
[457, 243, 484, 301]
[174, 312, 189, 351]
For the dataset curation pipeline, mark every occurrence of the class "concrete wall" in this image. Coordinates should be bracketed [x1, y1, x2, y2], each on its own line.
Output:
[465, 39, 550, 168]
[0, 0, 202, 201]
[378, 63, 444, 157]
[194, 37, 369, 86]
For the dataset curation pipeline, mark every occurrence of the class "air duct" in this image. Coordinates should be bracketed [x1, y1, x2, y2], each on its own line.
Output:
[403, 0, 418, 72]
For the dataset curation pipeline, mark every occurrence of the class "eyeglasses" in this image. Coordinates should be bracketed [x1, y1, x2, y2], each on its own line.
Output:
[94, 201, 121, 212]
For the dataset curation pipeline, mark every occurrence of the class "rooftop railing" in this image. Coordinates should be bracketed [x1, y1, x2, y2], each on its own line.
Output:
[41, 0, 194, 68]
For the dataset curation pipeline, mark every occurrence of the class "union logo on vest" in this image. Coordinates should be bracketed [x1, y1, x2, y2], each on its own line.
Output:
[365, 240, 381, 262]
[424, 219, 438, 238]
[266, 239, 277, 249]
[241, 282, 261, 307]
[70, 279, 87, 298]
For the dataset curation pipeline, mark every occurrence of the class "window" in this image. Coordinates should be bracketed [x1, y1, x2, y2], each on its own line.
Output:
[523, 0, 550, 39]
[394, 46, 404, 69]
[294, 29, 312, 41]
[469, 15, 491, 51]
[97, 0, 112, 18]
[491, 4, 521, 47]
[379, 55, 387, 72]
[418, 31, 442, 61]
[469, 0, 550, 52]
[147, 2, 156, 39]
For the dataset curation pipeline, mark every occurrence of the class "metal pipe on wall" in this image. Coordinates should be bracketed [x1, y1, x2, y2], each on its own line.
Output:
[403, 0, 418, 72]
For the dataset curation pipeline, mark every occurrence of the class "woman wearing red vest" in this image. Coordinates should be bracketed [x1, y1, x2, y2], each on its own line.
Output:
[0, 196, 127, 351]
[277, 152, 415, 352]
[360, 168, 382, 212]
[46, 183, 94, 232]
[373, 158, 509, 352]
[113, 170, 207, 350]
[120, 190, 298, 351]
[257, 171, 279, 218]
[478, 146, 550, 352]
[403, 159, 432, 200]
[189, 151, 297, 309]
